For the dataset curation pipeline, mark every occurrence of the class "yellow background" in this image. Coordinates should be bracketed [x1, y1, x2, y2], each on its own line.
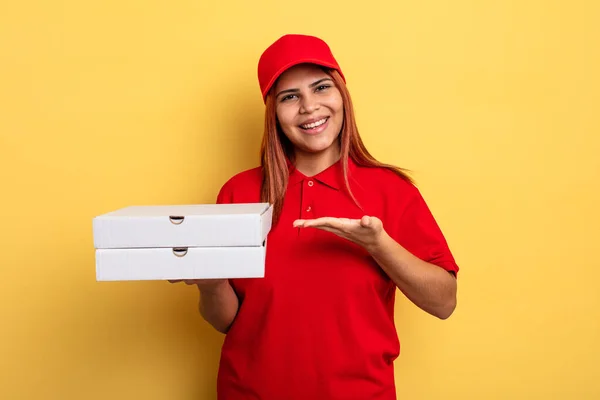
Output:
[1, 0, 598, 398]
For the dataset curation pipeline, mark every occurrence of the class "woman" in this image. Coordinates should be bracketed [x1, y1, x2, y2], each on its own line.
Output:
[172, 34, 459, 400]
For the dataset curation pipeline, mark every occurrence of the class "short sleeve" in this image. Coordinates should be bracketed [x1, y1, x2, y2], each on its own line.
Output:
[216, 180, 234, 204]
[388, 184, 459, 276]
[214, 168, 262, 205]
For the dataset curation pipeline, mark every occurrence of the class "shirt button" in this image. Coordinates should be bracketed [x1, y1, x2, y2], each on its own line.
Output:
[307, 180, 314, 187]
[306, 206, 312, 212]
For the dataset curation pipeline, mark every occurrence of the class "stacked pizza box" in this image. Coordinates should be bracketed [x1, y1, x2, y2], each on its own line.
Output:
[92, 203, 272, 281]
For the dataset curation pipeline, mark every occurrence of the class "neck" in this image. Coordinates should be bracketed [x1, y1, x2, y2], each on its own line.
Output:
[293, 143, 341, 177]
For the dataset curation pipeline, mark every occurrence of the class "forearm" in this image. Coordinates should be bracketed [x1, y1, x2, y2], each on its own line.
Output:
[197, 281, 239, 333]
[367, 231, 457, 319]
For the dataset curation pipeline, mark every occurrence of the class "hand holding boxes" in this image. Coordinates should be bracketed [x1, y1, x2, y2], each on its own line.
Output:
[92, 203, 273, 281]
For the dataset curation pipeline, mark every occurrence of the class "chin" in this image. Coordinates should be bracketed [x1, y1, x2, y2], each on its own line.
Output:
[300, 142, 337, 155]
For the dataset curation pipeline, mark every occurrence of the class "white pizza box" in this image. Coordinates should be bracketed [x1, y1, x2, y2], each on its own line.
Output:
[93, 203, 273, 249]
[95, 242, 266, 281]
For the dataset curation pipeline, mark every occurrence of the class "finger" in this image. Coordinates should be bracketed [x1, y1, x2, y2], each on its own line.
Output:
[360, 216, 371, 227]
[294, 218, 324, 228]
[304, 217, 356, 229]
[310, 225, 343, 235]
[294, 218, 326, 228]
[293, 219, 306, 227]
[293, 218, 345, 236]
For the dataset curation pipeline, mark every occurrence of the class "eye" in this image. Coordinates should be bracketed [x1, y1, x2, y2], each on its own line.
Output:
[280, 94, 297, 102]
[315, 84, 330, 92]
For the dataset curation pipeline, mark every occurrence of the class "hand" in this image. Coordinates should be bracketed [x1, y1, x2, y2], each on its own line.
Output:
[293, 215, 386, 252]
[168, 278, 228, 292]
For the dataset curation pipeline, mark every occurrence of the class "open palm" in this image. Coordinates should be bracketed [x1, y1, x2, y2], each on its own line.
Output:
[293, 215, 385, 251]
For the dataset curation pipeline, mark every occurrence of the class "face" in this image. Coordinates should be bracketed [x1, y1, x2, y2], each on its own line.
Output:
[273, 64, 344, 160]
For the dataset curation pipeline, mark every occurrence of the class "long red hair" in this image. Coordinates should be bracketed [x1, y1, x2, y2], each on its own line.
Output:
[260, 68, 413, 225]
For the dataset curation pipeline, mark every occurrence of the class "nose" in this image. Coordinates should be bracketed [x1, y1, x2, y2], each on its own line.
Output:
[299, 92, 320, 114]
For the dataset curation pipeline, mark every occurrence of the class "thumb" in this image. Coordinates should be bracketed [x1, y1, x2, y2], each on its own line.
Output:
[360, 215, 372, 228]
[362, 216, 383, 231]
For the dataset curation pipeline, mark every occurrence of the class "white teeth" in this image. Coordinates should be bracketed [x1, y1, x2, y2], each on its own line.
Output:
[301, 118, 327, 129]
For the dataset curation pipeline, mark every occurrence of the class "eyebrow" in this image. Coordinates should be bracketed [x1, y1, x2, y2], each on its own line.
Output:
[275, 78, 333, 99]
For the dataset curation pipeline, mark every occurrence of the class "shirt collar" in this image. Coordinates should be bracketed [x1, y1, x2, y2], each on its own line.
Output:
[287, 156, 356, 190]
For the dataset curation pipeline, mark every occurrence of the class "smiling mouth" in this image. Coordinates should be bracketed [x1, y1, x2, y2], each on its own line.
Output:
[299, 117, 329, 130]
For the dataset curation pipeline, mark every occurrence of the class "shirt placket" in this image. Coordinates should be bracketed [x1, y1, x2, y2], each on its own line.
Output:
[299, 178, 316, 238]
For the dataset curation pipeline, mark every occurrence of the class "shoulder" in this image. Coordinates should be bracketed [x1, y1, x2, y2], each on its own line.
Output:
[216, 166, 263, 204]
[221, 166, 263, 189]
[352, 163, 420, 204]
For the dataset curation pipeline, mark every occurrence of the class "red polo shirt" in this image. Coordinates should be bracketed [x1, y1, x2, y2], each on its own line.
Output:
[214, 157, 458, 400]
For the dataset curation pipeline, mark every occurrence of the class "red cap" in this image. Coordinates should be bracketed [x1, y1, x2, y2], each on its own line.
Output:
[257, 34, 345, 102]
